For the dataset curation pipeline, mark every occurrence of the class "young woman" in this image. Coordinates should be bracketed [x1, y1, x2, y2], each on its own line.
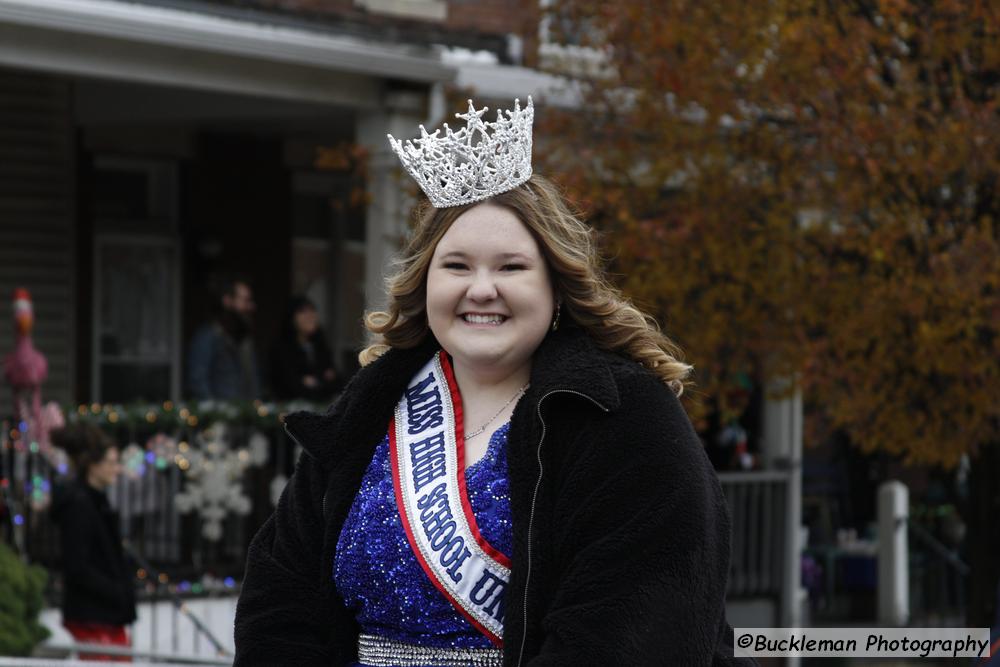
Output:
[51, 422, 136, 661]
[235, 99, 750, 665]
[270, 296, 340, 402]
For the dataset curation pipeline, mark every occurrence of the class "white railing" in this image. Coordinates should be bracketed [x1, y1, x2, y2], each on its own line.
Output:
[718, 470, 794, 603]
[39, 595, 238, 664]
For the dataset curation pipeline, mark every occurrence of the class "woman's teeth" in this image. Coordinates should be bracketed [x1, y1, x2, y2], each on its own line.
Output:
[463, 314, 506, 324]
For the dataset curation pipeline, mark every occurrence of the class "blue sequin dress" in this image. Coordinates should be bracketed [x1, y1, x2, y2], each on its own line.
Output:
[335, 422, 513, 665]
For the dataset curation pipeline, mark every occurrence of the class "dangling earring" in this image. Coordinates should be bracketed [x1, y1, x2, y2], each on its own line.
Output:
[551, 302, 561, 332]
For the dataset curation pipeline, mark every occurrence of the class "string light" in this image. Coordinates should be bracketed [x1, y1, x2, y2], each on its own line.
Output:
[6, 400, 298, 541]
[69, 400, 317, 431]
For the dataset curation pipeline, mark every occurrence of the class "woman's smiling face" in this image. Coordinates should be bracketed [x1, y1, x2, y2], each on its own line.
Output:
[426, 202, 555, 379]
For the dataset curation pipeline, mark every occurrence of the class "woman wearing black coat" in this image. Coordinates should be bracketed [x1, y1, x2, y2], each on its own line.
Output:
[270, 296, 340, 402]
[51, 422, 136, 660]
[236, 99, 752, 665]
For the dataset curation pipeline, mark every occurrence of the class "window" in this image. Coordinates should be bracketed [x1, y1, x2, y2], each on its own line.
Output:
[290, 171, 366, 377]
[91, 158, 181, 403]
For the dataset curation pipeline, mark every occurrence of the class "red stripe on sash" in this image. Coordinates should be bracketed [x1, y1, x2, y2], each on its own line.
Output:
[389, 413, 504, 647]
[439, 352, 513, 569]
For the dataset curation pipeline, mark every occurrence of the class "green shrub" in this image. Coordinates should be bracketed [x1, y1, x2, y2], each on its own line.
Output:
[0, 542, 50, 656]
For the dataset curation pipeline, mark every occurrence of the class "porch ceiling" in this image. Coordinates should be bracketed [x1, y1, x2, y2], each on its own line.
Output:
[74, 77, 356, 132]
[0, 0, 455, 108]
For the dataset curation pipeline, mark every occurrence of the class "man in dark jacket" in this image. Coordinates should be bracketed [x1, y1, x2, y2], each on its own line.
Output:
[187, 274, 261, 400]
[235, 326, 752, 665]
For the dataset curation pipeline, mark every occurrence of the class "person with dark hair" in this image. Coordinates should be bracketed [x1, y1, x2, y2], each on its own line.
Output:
[186, 273, 261, 400]
[50, 422, 136, 661]
[270, 296, 340, 402]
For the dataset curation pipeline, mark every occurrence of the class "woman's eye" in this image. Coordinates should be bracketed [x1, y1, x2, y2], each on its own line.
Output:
[443, 262, 468, 270]
[501, 263, 526, 271]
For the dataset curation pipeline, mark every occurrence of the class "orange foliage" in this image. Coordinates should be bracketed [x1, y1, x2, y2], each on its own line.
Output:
[539, 0, 999, 466]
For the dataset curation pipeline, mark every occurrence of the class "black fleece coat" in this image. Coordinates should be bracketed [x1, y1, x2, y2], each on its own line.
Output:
[51, 479, 137, 626]
[235, 326, 754, 666]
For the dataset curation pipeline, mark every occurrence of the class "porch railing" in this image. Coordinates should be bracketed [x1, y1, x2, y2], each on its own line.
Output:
[0, 402, 315, 660]
[34, 642, 232, 665]
[718, 470, 793, 601]
[1, 404, 310, 576]
[907, 517, 968, 625]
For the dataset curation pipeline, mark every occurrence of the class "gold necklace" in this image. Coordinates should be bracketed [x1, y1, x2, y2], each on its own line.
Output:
[465, 383, 529, 439]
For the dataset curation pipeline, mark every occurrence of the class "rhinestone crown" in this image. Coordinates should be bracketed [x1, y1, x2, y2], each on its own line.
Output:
[387, 97, 534, 208]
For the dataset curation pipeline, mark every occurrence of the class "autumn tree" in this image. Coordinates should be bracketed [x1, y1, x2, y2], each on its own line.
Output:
[538, 0, 1000, 625]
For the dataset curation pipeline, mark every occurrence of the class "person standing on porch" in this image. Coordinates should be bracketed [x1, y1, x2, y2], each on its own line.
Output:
[270, 295, 341, 403]
[186, 273, 261, 401]
[51, 422, 136, 662]
[235, 98, 752, 665]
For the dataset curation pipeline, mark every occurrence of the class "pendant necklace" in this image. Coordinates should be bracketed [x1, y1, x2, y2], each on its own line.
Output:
[465, 383, 529, 439]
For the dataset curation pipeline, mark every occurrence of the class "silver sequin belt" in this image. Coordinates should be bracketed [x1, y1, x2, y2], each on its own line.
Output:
[357, 633, 504, 667]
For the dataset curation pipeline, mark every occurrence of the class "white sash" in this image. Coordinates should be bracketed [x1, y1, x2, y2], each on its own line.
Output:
[389, 351, 511, 646]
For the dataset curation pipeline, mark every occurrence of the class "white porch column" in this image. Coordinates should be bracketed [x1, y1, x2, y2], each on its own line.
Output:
[356, 91, 426, 316]
[878, 480, 909, 626]
[761, 378, 803, 471]
[761, 378, 804, 632]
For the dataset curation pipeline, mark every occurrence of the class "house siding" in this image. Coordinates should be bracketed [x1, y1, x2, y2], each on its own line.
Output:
[0, 68, 76, 410]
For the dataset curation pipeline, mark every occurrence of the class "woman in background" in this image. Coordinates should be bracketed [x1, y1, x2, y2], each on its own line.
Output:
[270, 295, 340, 403]
[51, 422, 136, 662]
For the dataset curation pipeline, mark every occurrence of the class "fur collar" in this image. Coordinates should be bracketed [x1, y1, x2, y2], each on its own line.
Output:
[283, 325, 621, 467]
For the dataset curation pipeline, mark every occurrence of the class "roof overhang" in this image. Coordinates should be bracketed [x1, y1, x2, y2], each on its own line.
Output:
[0, 0, 455, 107]
[451, 61, 581, 108]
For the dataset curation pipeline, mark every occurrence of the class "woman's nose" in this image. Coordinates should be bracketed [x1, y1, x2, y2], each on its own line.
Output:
[466, 270, 498, 301]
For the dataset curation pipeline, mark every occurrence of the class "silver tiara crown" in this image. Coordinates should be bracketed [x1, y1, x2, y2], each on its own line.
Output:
[387, 97, 534, 208]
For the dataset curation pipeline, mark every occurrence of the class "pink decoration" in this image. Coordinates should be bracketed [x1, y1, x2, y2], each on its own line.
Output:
[3, 288, 49, 431]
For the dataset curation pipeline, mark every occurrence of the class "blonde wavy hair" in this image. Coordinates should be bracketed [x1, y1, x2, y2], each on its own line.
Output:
[360, 174, 692, 395]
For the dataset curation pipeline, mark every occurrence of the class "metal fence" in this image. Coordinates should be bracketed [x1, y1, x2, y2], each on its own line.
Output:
[718, 470, 793, 601]
[1, 409, 304, 578]
[907, 517, 968, 625]
[0, 656, 229, 667]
